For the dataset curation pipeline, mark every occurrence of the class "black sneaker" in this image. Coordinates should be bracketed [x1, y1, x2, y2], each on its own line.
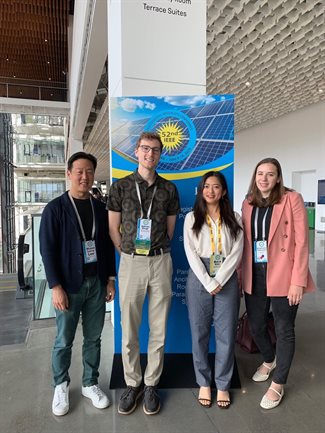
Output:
[118, 386, 143, 415]
[143, 385, 160, 415]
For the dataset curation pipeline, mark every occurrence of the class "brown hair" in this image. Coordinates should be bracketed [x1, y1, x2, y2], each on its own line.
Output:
[247, 157, 291, 207]
[136, 131, 163, 151]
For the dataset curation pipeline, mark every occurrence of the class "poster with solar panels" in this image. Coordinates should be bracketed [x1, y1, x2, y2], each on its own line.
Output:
[110, 94, 234, 356]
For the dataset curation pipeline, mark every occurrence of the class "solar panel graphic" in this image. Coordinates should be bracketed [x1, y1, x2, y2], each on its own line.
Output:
[110, 94, 235, 361]
[111, 96, 234, 173]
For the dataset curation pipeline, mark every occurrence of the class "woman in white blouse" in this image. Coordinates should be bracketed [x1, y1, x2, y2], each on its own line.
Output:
[184, 171, 243, 409]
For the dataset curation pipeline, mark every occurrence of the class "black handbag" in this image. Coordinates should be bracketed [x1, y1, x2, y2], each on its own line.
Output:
[236, 311, 276, 353]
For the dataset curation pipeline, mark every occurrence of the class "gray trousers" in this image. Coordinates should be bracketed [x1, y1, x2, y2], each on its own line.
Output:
[186, 262, 240, 390]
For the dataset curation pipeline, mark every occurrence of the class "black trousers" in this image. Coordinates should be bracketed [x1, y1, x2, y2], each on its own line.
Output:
[244, 264, 298, 384]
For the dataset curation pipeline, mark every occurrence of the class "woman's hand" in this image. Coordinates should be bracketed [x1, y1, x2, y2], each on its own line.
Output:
[287, 284, 304, 306]
[210, 285, 222, 296]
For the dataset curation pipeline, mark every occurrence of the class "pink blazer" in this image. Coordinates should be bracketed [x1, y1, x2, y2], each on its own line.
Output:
[241, 191, 316, 296]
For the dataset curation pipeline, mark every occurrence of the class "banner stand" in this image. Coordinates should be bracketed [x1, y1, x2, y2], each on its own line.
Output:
[109, 354, 241, 389]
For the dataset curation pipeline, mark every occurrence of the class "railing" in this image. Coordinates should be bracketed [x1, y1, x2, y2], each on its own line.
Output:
[0, 82, 67, 102]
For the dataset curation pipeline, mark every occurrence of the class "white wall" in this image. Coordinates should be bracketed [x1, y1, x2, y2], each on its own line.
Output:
[234, 100, 325, 231]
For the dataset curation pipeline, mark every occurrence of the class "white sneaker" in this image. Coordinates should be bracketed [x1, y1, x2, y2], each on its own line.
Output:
[52, 381, 69, 416]
[82, 385, 110, 409]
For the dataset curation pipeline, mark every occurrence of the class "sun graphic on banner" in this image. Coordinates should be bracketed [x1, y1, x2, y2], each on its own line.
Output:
[157, 120, 185, 153]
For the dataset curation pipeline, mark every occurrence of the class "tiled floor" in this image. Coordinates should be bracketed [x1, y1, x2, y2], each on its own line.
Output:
[0, 231, 324, 433]
[0, 291, 33, 346]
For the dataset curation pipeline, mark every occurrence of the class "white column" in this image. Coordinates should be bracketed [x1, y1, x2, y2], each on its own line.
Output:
[108, 0, 206, 97]
[68, 137, 83, 156]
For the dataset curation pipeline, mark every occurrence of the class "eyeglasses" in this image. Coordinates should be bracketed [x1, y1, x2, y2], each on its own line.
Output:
[138, 145, 161, 154]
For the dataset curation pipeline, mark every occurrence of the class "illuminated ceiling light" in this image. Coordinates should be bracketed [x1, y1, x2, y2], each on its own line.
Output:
[245, 81, 251, 87]
[319, 88, 324, 93]
[13, 74, 16, 78]
[45, 39, 48, 42]
[19, 90, 23, 95]
[47, 61, 50, 64]
[6, 56, 9, 61]
[48, 77, 51, 81]
[50, 93, 53, 97]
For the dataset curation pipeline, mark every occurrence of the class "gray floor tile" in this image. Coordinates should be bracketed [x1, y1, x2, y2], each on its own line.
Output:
[0, 231, 324, 433]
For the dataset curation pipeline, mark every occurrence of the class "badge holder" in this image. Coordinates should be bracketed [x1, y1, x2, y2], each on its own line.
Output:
[135, 218, 152, 255]
[83, 240, 97, 263]
[209, 253, 224, 277]
[254, 240, 268, 263]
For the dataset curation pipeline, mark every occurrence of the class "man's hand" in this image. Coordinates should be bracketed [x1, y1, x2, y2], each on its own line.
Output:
[52, 285, 69, 311]
[106, 280, 116, 302]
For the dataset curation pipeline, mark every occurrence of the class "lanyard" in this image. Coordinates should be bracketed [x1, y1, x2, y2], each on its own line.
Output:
[206, 215, 222, 255]
[135, 182, 157, 219]
[68, 192, 95, 241]
[254, 207, 269, 241]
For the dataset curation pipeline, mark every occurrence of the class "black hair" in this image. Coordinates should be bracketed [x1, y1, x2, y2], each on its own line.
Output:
[192, 171, 242, 239]
[67, 152, 97, 171]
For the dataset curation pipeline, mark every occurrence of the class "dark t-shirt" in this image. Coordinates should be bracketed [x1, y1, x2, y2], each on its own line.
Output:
[251, 204, 273, 275]
[73, 197, 97, 277]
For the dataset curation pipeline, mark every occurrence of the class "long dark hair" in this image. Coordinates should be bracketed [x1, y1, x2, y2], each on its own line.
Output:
[192, 171, 242, 239]
[247, 157, 292, 207]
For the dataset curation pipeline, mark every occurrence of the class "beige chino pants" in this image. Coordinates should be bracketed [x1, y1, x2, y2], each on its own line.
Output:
[118, 252, 173, 387]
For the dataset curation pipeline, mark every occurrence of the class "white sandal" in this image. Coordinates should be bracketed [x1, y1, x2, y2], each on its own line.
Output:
[252, 358, 276, 382]
[260, 386, 284, 409]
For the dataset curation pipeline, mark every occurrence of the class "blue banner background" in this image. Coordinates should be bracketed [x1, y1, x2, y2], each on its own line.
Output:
[110, 94, 234, 354]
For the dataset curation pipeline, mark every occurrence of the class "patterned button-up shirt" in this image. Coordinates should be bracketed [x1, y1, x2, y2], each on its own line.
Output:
[107, 170, 180, 254]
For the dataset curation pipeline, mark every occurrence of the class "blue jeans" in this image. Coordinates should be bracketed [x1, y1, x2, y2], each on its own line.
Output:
[52, 276, 106, 386]
[245, 264, 298, 384]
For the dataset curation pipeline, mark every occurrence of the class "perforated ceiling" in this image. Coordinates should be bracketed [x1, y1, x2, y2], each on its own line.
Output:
[207, 0, 325, 130]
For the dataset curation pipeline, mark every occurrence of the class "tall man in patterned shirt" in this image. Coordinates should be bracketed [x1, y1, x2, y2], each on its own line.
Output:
[107, 131, 180, 416]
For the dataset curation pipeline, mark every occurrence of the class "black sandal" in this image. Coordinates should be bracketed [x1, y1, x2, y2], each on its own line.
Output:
[217, 399, 231, 409]
[198, 398, 212, 408]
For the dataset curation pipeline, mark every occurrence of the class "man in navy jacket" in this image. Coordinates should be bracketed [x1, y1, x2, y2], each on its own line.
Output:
[40, 151, 116, 416]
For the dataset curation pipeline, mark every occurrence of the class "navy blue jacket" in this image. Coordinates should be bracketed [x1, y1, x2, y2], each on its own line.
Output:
[39, 191, 116, 293]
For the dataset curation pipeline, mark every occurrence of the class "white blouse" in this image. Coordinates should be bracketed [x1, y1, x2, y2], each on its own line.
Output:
[183, 211, 244, 293]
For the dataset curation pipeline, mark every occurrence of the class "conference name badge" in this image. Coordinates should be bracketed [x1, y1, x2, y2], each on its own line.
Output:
[83, 240, 97, 264]
[254, 240, 268, 263]
[135, 218, 152, 255]
[209, 253, 224, 277]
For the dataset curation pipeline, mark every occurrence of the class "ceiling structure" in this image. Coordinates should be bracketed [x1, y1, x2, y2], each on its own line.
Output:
[0, 0, 71, 100]
[0, 0, 324, 181]
[206, 0, 325, 131]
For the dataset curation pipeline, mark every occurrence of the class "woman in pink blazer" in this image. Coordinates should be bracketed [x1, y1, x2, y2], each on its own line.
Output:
[241, 157, 315, 410]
